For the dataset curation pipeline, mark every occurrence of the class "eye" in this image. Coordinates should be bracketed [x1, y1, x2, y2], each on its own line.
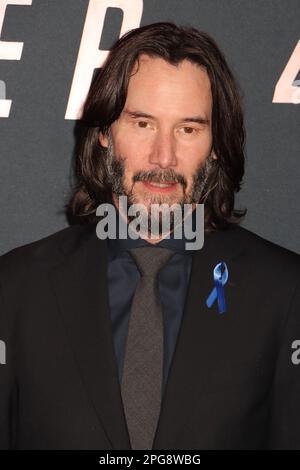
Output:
[137, 121, 150, 128]
[182, 127, 197, 134]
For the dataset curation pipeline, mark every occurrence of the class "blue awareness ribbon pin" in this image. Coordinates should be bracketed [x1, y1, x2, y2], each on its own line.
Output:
[206, 261, 228, 314]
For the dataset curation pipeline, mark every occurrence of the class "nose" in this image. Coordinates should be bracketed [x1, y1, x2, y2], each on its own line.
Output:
[148, 129, 177, 169]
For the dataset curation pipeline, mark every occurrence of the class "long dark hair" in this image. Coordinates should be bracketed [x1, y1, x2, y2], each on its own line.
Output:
[67, 22, 247, 230]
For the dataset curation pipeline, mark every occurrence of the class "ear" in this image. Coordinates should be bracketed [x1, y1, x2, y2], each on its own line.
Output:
[211, 151, 217, 160]
[99, 131, 108, 148]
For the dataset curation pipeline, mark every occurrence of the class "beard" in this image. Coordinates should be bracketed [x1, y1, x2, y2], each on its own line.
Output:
[104, 131, 214, 238]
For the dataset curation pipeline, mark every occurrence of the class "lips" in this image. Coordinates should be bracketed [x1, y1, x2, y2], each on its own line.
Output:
[148, 181, 175, 187]
[142, 181, 177, 193]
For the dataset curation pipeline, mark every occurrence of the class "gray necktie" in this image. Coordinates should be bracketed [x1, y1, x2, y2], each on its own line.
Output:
[121, 246, 175, 450]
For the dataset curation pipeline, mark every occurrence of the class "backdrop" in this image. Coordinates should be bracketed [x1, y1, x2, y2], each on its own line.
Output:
[0, 0, 299, 255]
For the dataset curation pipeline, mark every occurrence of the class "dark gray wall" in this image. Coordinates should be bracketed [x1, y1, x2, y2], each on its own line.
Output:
[0, 0, 299, 255]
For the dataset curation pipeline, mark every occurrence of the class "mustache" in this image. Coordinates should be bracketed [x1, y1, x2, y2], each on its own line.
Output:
[132, 169, 187, 189]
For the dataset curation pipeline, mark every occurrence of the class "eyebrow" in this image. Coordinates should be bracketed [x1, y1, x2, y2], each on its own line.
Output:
[124, 109, 210, 125]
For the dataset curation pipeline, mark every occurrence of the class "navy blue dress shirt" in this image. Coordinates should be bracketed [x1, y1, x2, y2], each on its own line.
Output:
[106, 208, 198, 399]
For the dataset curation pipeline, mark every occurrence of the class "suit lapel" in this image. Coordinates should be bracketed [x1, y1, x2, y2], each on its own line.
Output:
[48, 225, 131, 450]
[152, 226, 247, 449]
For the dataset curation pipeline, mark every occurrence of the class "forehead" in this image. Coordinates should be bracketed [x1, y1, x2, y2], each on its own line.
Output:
[124, 54, 212, 117]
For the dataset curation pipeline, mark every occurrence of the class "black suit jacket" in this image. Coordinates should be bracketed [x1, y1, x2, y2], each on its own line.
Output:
[0, 223, 300, 449]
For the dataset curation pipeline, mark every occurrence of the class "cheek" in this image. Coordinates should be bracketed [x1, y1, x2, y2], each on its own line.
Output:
[179, 148, 208, 174]
[114, 138, 149, 171]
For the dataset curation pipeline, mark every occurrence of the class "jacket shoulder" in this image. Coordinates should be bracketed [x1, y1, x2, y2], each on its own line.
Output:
[0, 224, 91, 278]
[233, 224, 300, 274]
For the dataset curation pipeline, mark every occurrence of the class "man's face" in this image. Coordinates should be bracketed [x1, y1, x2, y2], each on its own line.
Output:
[99, 54, 215, 220]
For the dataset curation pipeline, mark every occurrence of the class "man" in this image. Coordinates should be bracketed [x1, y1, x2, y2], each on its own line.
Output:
[0, 22, 300, 450]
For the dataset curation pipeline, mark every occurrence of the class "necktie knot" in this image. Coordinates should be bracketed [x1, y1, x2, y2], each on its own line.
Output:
[128, 246, 175, 278]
